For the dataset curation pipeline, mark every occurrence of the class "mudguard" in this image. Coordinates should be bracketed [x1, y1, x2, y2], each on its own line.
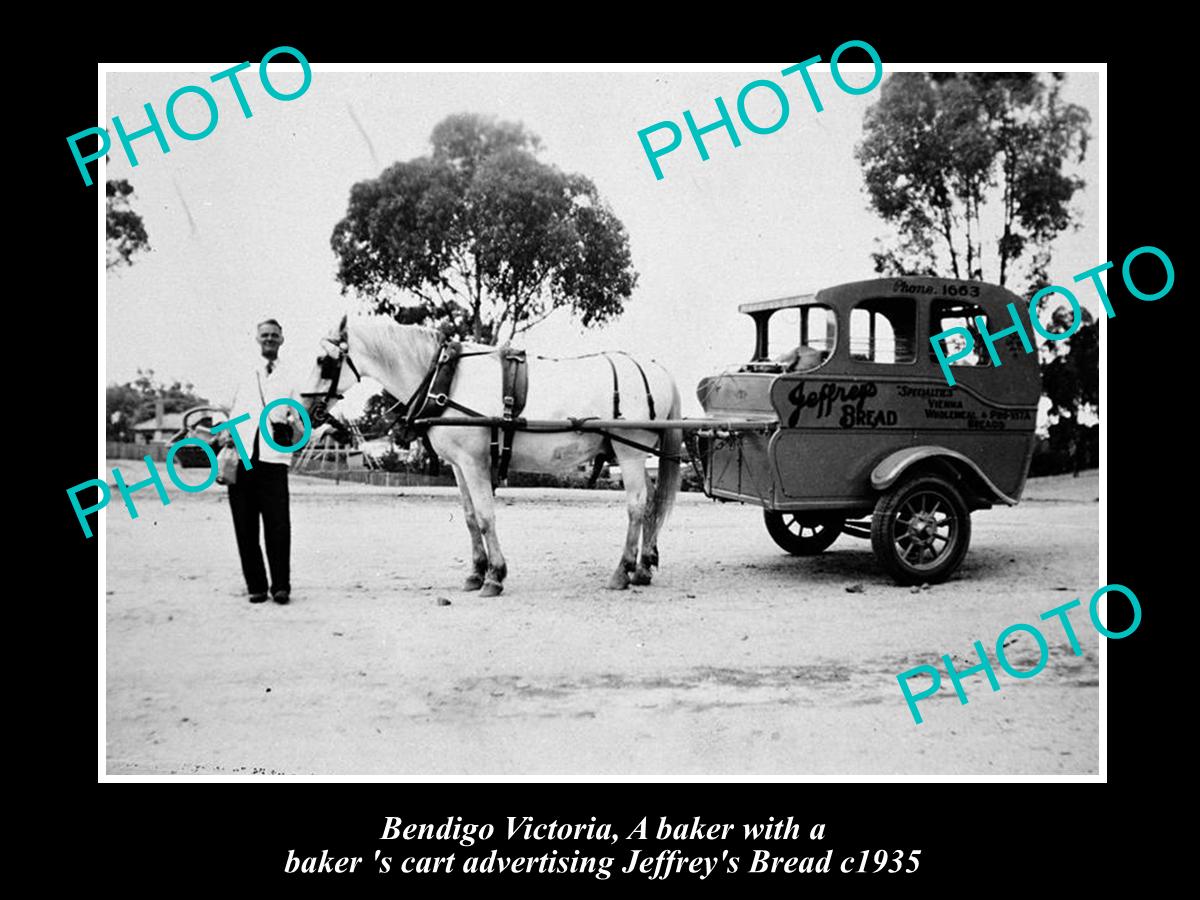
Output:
[871, 445, 1019, 506]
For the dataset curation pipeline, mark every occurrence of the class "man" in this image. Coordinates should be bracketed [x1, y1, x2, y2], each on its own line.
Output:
[219, 318, 300, 605]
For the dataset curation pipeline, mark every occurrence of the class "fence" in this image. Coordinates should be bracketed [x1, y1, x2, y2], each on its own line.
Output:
[300, 469, 458, 487]
[294, 447, 457, 487]
[107, 441, 168, 462]
[104, 441, 452, 483]
[103, 442, 703, 491]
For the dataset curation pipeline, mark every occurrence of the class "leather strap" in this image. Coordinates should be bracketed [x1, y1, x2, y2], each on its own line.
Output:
[491, 346, 528, 484]
[612, 351, 656, 420]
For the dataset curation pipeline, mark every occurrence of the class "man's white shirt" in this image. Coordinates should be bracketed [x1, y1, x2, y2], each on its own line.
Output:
[226, 355, 302, 466]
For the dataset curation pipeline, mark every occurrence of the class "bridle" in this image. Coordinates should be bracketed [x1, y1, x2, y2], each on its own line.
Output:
[299, 331, 448, 438]
[301, 336, 364, 426]
[300, 328, 493, 441]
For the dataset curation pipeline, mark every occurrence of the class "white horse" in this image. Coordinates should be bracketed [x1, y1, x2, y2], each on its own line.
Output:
[300, 315, 682, 597]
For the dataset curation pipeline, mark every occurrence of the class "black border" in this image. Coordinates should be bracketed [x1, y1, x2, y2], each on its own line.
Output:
[39, 16, 1178, 890]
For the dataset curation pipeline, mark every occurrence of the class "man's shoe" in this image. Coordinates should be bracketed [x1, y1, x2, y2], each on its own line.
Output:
[249, 592, 269, 604]
[272, 590, 290, 605]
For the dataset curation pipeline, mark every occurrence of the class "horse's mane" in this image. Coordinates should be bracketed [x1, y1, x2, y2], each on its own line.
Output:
[350, 314, 439, 362]
[346, 315, 441, 388]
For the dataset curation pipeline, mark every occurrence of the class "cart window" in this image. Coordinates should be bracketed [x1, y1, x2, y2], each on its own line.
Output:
[849, 299, 916, 363]
[930, 300, 992, 367]
[767, 307, 801, 359]
[802, 305, 836, 355]
[767, 304, 836, 369]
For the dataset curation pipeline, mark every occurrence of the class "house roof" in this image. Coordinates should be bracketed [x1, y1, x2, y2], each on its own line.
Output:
[131, 412, 186, 432]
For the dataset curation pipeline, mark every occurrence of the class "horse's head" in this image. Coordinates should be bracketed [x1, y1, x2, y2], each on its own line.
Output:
[298, 314, 361, 428]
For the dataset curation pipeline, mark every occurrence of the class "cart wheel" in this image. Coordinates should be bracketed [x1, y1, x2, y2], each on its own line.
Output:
[764, 511, 844, 555]
[871, 475, 971, 585]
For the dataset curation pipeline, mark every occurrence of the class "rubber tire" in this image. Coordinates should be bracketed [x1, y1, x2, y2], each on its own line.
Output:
[871, 475, 971, 585]
[764, 511, 844, 556]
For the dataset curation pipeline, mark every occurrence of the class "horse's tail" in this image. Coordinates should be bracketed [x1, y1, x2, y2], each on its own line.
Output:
[647, 380, 682, 539]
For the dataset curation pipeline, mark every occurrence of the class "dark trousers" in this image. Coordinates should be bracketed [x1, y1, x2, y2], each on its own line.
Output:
[228, 460, 290, 594]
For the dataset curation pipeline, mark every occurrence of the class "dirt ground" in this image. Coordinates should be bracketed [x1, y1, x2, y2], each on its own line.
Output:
[104, 468, 1100, 777]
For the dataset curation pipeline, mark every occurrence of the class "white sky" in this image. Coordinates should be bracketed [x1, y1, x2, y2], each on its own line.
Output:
[104, 68, 1099, 415]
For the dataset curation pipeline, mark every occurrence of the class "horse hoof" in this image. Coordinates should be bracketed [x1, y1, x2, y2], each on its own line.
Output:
[479, 580, 504, 598]
[631, 569, 653, 586]
[607, 573, 630, 590]
[463, 574, 485, 591]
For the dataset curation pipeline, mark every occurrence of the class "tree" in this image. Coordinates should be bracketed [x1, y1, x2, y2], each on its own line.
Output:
[331, 113, 638, 343]
[105, 370, 208, 440]
[106, 178, 150, 270]
[857, 74, 1096, 468]
[1040, 319, 1098, 474]
[1042, 320, 1097, 416]
[357, 389, 404, 440]
[856, 74, 1090, 293]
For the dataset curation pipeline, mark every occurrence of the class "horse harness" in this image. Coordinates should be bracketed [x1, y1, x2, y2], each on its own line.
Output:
[583, 351, 657, 422]
[395, 339, 522, 482]
[311, 336, 662, 484]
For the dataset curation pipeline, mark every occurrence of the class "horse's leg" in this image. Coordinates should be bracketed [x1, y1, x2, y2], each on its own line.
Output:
[459, 458, 508, 597]
[609, 450, 647, 590]
[633, 455, 660, 585]
[451, 463, 488, 591]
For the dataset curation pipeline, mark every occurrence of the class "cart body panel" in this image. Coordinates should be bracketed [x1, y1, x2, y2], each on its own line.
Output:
[695, 277, 1041, 515]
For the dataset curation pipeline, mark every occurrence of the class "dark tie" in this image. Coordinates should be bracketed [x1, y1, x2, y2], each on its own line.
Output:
[252, 362, 273, 461]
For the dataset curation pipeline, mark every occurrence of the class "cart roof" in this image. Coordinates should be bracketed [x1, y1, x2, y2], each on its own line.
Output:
[739, 278, 1030, 317]
[738, 293, 818, 314]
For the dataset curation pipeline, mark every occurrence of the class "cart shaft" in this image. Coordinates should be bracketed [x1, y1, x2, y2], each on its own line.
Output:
[410, 416, 776, 432]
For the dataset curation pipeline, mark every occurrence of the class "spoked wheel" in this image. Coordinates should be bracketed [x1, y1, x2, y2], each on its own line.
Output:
[764, 511, 844, 556]
[871, 475, 971, 584]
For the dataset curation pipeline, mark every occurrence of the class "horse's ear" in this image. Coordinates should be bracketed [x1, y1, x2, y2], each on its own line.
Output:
[338, 313, 348, 336]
